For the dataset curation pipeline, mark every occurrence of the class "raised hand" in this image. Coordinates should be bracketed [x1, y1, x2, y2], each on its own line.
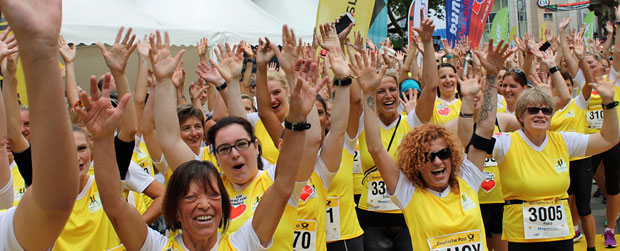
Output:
[460, 35, 472, 52]
[412, 9, 434, 42]
[0, 0, 62, 43]
[514, 35, 527, 53]
[351, 49, 387, 94]
[289, 59, 327, 120]
[473, 39, 513, 76]
[590, 79, 616, 103]
[606, 21, 614, 34]
[189, 81, 208, 101]
[538, 49, 557, 68]
[529, 73, 552, 94]
[239, 40, 254, 58]
[399, 89, 418, 114]
[149, 31, 185, 81]
[273, 25, 301, 74]
[458, 71, 483, 98]
[347, 31, 365, 52]
[75, 74, 130, 138]
[318, 22, 342, 53]
[197, 37, 208, 61]
[57, 34, 76, 63]
[0, 27, 17, 60]
[97, 27, 137, 73]
[256, 37, 276, 67]
[136, 35, 151, 58]
[209, 43, 244, 82]
[328, 48, 352, 79]
[573, 36, 585, 60]
[172, 60, 186, 89]
[195, 61, 225, 85]
[559, 17, 572, 31]
[441, 39, 454, 55]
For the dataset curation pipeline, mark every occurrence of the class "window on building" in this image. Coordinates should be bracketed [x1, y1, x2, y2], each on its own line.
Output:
[544, 13, 553, 21]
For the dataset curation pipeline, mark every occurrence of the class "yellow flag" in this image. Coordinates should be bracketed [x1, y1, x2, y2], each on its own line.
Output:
[316, 0, 375, 44]
[509, 26, 517, 45]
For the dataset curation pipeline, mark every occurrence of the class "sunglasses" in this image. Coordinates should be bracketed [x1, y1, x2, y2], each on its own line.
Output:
[526, 107, 553, 115]
[424, 148, 451, 163]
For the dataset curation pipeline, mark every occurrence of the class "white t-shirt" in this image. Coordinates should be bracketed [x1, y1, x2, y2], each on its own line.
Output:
[389, 159, 485, 209]
[492, 130, 589, 164]
[140, 216, 271, 251]
[0, 175, 13, 210]
[0, 207, 24, 250]
[122, 161, 155, 193]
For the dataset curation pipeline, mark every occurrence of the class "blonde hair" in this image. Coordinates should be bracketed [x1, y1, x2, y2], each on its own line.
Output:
[267, 70, 289, 90]
[515, 87, 555, 127]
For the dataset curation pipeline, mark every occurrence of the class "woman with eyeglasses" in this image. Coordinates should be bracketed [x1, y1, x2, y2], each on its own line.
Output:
[491, 79, 618, 250]
[359, 39, 511, 251]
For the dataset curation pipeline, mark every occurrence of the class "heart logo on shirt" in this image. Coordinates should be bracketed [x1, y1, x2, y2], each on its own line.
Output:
[299, 185, 314, 202]
[437, 104, 450, 116]
[230, 204, 246, 220]
[481, 180, 496, 192]
[592, 90, 599, 96]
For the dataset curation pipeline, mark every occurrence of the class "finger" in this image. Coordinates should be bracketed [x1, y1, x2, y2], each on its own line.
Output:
[314, 76, 329, 93]
[155, 31, 163, 49]
[215, 44, 223, 62]
[164, 32, 171, 49]
[96, 42, 107, 55]
[89, 75, 100, 103]
[126, 34, 136, 49]
[115, 27, 124, 44]
[102, 73, 112, 98]
[113, 94, 131, 119]
[122, 27, 133, 45]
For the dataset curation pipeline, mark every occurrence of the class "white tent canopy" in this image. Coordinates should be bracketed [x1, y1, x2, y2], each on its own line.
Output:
[61, 0, 318, 46]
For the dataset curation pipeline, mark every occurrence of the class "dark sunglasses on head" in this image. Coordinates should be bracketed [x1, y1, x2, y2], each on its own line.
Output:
[526, 107, 553, 115]
[424, 148, 451, 163]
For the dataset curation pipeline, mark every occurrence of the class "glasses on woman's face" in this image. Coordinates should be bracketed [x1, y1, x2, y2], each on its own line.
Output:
[424, 148, 451, 163]
[215, 139, 252, 155]
[526, 107, 553, 115]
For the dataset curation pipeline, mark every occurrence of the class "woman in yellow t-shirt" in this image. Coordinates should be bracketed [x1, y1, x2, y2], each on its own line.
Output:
[430, 63, 462, 125]
[492, 85, 618, 250]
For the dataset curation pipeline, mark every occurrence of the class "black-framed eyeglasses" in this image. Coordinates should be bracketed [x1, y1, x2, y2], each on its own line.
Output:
[526, 107, 553, 115]
[215, 139, 253, 155]
[424, 148, 451, 163]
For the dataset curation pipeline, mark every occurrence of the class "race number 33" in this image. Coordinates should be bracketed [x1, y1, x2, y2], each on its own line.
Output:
[293, 219, 316, 251]
[367, 172, 399, 211]
[523, 199, 570, 239]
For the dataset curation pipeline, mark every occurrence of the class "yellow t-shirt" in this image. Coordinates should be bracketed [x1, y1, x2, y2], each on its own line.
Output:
[132, 140, 156, 178]
[393, 161, 487, 251]
[478, 126, 504, 204]
[585, 76, 620, 135]
[326, 148, 363, 242]
[295, 173, 327, 251]
[550, 96, 589, 161]
[495, 131, 579, 243]
[352, 143, 363, 195]
[10, 162, 25, 207]
[430, 98, 462, 125]
[53, 175, 123, 251]
[359, 114, 413, 213]
[222, 169, 296, 251]
[255, 119, 280, 165]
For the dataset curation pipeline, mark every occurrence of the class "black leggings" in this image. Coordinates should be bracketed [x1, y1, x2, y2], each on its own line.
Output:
[508, 239, 573, 251]
[567, 157, 593, 216]
[356, 208, 411, 251]
[592, 142, 620, 195]
[327, 235, 364, 251]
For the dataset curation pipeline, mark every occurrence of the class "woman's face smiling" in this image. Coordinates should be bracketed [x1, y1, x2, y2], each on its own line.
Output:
[180, 116, 204, 152]
[420, 138, 452, 192]
[177, 178, 222, 244]
[438, 67, 457, 97]
[502, 75, 526, 106]
[214, 124, 259, 186]
[267, 80, 289, 120]
[74, 131, 91, 178]
[375, 77, 400, 117]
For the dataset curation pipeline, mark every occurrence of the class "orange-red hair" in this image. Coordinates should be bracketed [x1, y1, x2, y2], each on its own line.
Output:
[396, 124, 464, 193]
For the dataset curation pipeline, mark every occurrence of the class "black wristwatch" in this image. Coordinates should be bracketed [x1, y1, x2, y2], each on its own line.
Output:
[602, 101, 619, 109]
[216, 82, 227, 91]
[549, 66, 560, 74]
[284, 120, 311, 131]
[333, 76, 354, 86]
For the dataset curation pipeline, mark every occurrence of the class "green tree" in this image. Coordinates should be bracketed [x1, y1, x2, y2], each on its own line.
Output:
[387, 0, 444, 39]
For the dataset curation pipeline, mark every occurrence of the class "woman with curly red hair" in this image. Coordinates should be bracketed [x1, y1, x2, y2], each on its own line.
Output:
[356, 38, 512, 250]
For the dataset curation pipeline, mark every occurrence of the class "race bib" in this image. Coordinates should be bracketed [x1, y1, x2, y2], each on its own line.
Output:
[293, 220, 316, 251]
[367, 172, 399, 211]
[325, 197, 341, 241]
[427, 230, 483, 251]
[523, 198, 570, 239]
[352, 150, 362, 175]
[587, 106, 604, 129]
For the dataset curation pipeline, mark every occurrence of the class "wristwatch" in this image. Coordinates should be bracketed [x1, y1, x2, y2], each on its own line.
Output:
[284, 120, 311, 131]
[333, 76, 354, 86]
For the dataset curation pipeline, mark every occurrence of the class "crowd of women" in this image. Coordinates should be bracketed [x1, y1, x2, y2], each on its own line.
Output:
[0, 0, 619, 250]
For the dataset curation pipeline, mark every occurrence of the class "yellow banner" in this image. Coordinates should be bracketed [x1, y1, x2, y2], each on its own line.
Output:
[315, 0, 375, 44]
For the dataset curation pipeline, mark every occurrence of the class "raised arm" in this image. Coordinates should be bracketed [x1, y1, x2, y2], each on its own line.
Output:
[134, 37, 151, 134]
[172, 60, 187, 105]
[1, 0, 80, 248]
[252, 61, 320, 246]
[352, 49, 398, 194]
[254, 37, 284, 145]
[141, 77, 163, 165]
[240, 41, 254, 96]
[78, 75, 147, 251]
[539, 50, 571, 109]
[584, 80, 619, 156]
[58, 34, 79, 110]
[455, 69, 482, 147]
[0, 58, 12, 208]
[470, 39, 512, 169]
[414, 9, 439, 124]
[210, 43, 246, 117]
[97, 27, 138, 142]
[558, 17, 580, 77]
[0, 48, 28, 154]
[150, 31, 194, 170]
[613, 5, 620, 72]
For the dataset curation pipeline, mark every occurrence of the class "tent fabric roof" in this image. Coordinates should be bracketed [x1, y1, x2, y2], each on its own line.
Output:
[61, 0, 318, 46]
